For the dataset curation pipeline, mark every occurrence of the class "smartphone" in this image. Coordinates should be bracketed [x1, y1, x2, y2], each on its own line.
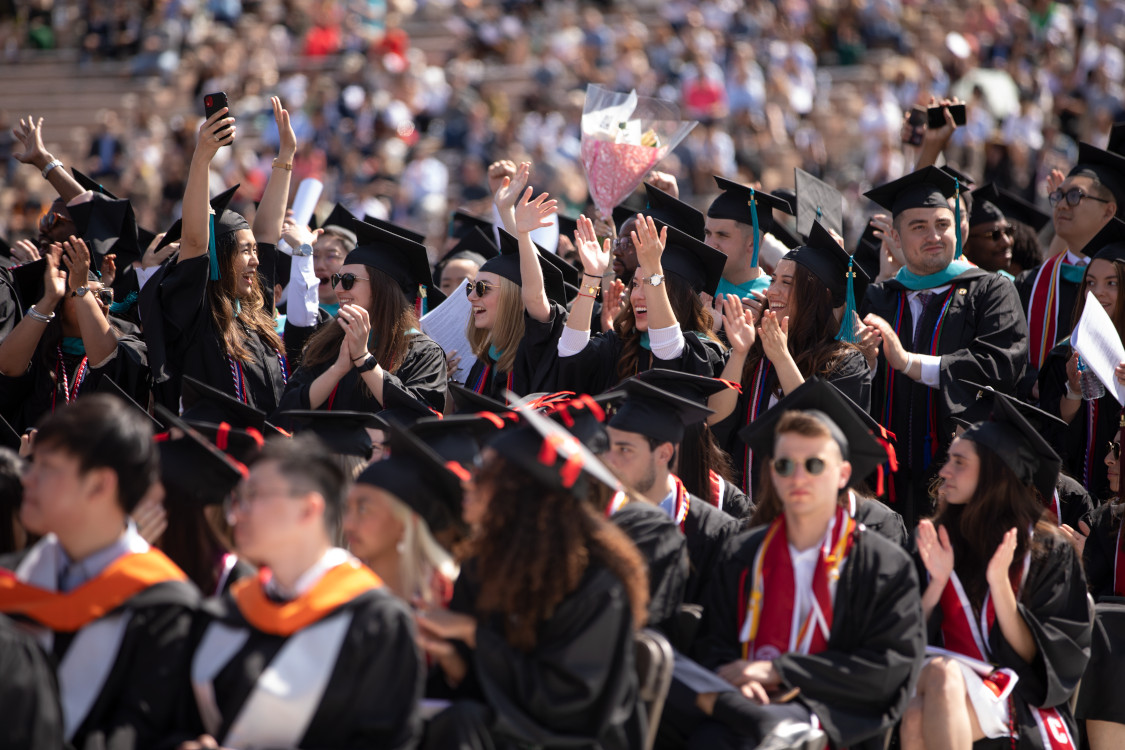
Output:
[203, 91, 232, 144]
[904, 107, 926, 146]
[928, 103, 967, 130]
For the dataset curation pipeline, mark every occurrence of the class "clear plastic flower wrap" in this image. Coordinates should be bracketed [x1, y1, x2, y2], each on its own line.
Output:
[579, 85, 698, 217]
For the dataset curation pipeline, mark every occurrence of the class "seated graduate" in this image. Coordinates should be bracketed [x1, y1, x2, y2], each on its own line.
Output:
[416, 405, 649, 750]
[461, 162, 569, 400]
[174, 434, 422, 750]
[1074, 439, 1125, 748]
[0, 612, 64, 750]
[601, 378, 740, 606]
[0, 395, 199, 750]
[907, 390, 1093, 750]
[0, 238, 149, 432]
[690, 379, 925, 750]
[276, 212, 448, 414]
[557, 213, 728, 394]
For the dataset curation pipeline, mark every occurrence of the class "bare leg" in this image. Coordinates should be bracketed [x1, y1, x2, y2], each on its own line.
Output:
[899, 696, 926, 750]
[1088, 720, 1125, 750]
[917, 658, 982, 750]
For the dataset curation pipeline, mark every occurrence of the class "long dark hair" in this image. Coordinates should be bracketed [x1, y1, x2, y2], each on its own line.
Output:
[302, 266, 420, 380]
[1071, 259, 1125, 339]
[159, 490, 233, 594]
[208, 231, 284, 362]
[469, 456, 649, 651]
[614, 273, 722, 383]
[676, 422, 738, 503]
[931, 442, 1054, 607]
[742, 262, 857, 393]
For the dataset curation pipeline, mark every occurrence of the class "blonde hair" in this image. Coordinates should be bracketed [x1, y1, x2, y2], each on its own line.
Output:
[466, 276, 525, 374]
[387, 495, 459, 607]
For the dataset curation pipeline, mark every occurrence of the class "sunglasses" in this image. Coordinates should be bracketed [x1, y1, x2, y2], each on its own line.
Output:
[465, 280, 496, 298]
[772, 456, 827, 477]
[330, 273, 369, 290]
[1048, 188, 1112, 207]
[94, 288, 114, 305]
[39, 210, 69, 234]
[970, 226, 1014, 241]
[1110, 441, 1121, 461]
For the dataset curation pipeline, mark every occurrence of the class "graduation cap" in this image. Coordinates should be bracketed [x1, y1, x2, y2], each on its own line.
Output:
[784, 221, 871, 342]
[1109, 121, 1125, 156]
[607, 379, 713, 445]
[279, 410, 375, 459]
[707, 176, 795, 267]
[448, 383, 515, 415]
[0, 414, 21, 453]
[990, 188, 1051, 233]
[154, 404, 247, 504]
[539, 245, 580, 287]
[363, 214, 426, 245]
[72, 168, 118, 199]
[939, 164, 977, 188]
[343, 215, 433, 303]
[958, 385, 1061, 500]
[154, 184, 247, 253]
[968, 183, 1007, 228]
[355, 420, 462, 534]
[542, 393, 619, 454]
[650, 220, 727, 297]
[794, 168, 844, 238]
[557, 214, 578, 244]
[865, 166, 971, 258]
[632, 368, 736, 406]
[372, 380, 443, 429]
[179, 375, 285, 437]
[67, 193, 131, 271]
[852, 219, 882, 283]
[737, 377, 888, 487]
[9, 258, 47, 309]
[476, 229, 567, 306]
[96, 376, 163, 432]
[182, 419, 266, 464]
[1069, 142, 1125, 208]
[311, 203, 358, 250]
[487, 391, 624, 497]
[432, 227, 499, 287]
[449, 210, 494, 240]
[1077, 216, 1125, 263]
[409, 413, 505, 473]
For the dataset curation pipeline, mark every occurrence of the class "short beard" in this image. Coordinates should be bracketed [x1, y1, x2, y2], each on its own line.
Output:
[634, 457, 659, 495]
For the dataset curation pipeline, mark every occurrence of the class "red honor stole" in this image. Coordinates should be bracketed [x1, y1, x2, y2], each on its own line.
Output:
[232, 560, 382, 637]
[938, 553, 1076, 749]
[670, 475, 691, 532]
[0, 549, 187, 632]
[739, 506, 855, 660]
[1027, 253, 1068, 370]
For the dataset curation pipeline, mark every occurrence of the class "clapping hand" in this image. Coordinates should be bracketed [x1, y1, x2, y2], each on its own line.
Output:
[917, 519, 955, 585]
[722, 294, 757, 354]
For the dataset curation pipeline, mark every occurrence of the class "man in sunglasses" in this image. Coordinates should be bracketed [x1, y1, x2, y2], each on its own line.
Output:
[602, 378, 740, 606]
[964, 195, 1015, 275]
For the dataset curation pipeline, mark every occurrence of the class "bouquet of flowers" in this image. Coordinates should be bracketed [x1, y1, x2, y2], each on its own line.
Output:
[580, 85, 698, 217]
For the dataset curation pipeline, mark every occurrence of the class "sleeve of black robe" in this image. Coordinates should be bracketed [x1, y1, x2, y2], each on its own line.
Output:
[517, 302, 569, 395]
[696, 529, 764, 671]
[379, 334, 448, 413]
[824, 348, 873, 413]
[0, 613, 64, 750]
[1082, 503, 1118, 600]
[88, 334, 152, 406]
[611, 502, 690, 634]
[987, 532, 1093, 710]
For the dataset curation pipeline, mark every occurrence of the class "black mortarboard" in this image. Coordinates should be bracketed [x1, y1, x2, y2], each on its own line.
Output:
[0, 414, 21, 452]
[794, 168, 844, 238]
[477, 229, 567, 306]
[154, 405, 247, 504]
[280, 410, 375, 459]
[179, 375, 285, 436]
[607, 379, 713, 445]
[449, 210, 493, 240]
[72, 168, 118, 199]
[363, 214, 426, 245]
[355, 420, 462, 533]
[182, 419, 266, 465]
[784, 220, 871, 309]
[737, 377, 888, 486]
[67, 193, 130, 270]
[96, 376, 163, 431]
[1078, 216, 1125, 263]
[939, 165, 977, 188]
[155, 184, 246, 251]
[968, 183, 1006, 228]
[9, 259, 46, 309]
[539, 245, 580, 288]
[343, 215, 433, 301]
[542, 392, 619, 454]
[707, 176, 794, 230]
[1070, 142, 1125, 208]
[433, 227, 498, 287]
[959, 386, 1061, 500]
[409, 414, 504, 473]
[448, 383, 515, 414]
[373, 380, 443, 428]
[632, 368, 736, 406]
[643, 183, 706, 240]
[990, 188, 1051, 232]
[312, 203, 358, 250]
[613, 204, 638, 232]
[853, 219, 882, 283]
[1109, 122, 1125, 156]
[648, 220, 727, 297]
[770, 220, 802, 250]
[557, 214, 578, 244]
[864, 166, 969, 217]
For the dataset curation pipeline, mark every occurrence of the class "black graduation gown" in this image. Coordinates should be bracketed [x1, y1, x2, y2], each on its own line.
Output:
[0, 265, 20, 342]
[1038, 342, 1120, 499]
[0, 613, 64, 750]
[712, 347, 872, 495]
[555, 328, 726, 396]
[611, 501, 690, 637]
[175, 586, 423, 749]
[926, 532, 1092, 750]
[861, 268, 1028, 530]
[853, 496, 910, 550]
[0, 549, 200, 750]
[0, 335, 150, 433]
[683, 498, 741, 606]
[1054, 473, 1095, 530]
[275, 331, 448, 414]
[715, 477, 755, 522]
[461, 303, 568, 400]
[426, 563, 645, 750]
[282, 307, 331, 370]
[140, 255, 286, 413]
[695, 525, 925, 750]
[1076, 502, 1125, 724]
[1016, 264, 1080, 399]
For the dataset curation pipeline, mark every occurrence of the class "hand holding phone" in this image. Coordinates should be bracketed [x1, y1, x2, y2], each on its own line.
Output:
[903, 107, 926, 146]
[927, 103, 966, 130]
[203, 92, 232, 145]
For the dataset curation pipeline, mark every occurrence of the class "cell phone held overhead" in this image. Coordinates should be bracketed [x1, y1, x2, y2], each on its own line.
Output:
[904, 107, 926, 146]
[203, 91, 232, 145]
[927, 103, 966, 130]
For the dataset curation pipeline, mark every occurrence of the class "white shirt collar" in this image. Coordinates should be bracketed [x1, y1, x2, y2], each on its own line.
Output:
[266, 547, 351, 601]
[1065, 250, 1090, 266]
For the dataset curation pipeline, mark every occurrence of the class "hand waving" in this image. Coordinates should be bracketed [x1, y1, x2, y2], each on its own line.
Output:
[12, 115, 51, 168]
[493, 161, 531, 214]
[722, 294, 757, 354]
[574, 215, 611, 276]
[629, 214, 666, 274]
[272, 96, 296, 160]
[512, 187, 557, 234]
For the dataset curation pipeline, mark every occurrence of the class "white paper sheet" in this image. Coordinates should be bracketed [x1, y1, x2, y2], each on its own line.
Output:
[1071, 291, 1125, 405]
[277, 178, 324, 256]
[420, 278, 477, 383]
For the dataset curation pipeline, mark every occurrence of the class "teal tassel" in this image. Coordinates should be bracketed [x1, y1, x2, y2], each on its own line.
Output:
[207, 213, 220, 281]
[61, 337, 86, 356]
[953, 178, 963, 260]
[835, 256, 860, 344]
[638, 332, 651, 351]
[749, 188, 761, 268]
[108, 290, 138, 315]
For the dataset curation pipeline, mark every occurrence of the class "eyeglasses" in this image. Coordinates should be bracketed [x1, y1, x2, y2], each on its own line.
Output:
[466, 280, 496, 298]
[1049, 188, 1113, 207]
[222, 484, 295, 518]
[331, 273, 369, 290]
[772, 456, 827, 477]
[38, 210, 68, 234]
[1109, 441, 1121, 461]
[970, 226, 1014, 241]
[612, 236, 634, 250]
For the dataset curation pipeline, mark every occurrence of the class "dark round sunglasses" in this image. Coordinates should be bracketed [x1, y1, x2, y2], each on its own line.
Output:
[331, 272, 369, 291]
[772, 456, 826, 477]
[465, 280, 496, 298]
[1048, 188, 1112, 207]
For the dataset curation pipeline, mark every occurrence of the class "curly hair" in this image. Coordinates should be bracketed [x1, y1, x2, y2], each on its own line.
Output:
[614, 273, 722, 383]
[208, 231, 284, 362]
[468, 455, 649, 651]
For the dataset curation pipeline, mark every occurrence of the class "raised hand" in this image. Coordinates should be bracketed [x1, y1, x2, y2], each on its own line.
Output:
[917, 519, 954, 584]
[272, 96, 296, 161]
[41, 245, 68, 306]
[700, 292, 723, 333]
[513, 187, 557, 234]
[855, 323, 883, 370]
[629, 214, 667, 274]
[11, 238, 40, 264]
[986, 527, 1019, 591]
[493, 161, 530, 214]
[1045, 168, 1066, 195]
[12, 115, 51, 168]
[647, 171, 679, 199]
[100, 253, 117, 288]
[758, 309, 789, 363]
[574, 214, 611, 276]
[59, 236, 92, 293]
[196, 107, 235, 159]
[722, 294, 757, 354]
[487, 159, 518, 198]
[141, 232, 178, 269]
[871, 213, 904, 269]
[600, 278, 625, 330]
[281, 217, 321, 250]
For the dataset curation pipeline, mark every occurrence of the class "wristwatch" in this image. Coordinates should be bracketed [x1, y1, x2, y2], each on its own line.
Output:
[71, 286, 89, 298]
[644, 273, 664, 287]
[357, 354, 378, 373]
[294, 243, 314, 257]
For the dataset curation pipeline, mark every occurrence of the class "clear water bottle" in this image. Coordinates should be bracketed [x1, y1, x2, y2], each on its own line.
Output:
[1078, 355, 1106, 400]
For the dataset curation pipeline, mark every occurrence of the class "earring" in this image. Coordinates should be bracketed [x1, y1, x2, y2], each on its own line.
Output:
[396, 539, 406, 555]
